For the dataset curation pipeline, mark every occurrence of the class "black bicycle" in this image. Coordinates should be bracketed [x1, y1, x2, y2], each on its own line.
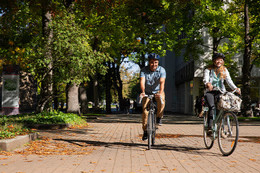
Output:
[140, 94, 158, 150]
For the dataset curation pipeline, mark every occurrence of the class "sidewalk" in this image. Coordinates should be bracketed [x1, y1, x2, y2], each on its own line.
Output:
[0, 114, 259, 173]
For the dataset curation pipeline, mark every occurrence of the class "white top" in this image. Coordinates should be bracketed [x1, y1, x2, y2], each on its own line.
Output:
[203, 67, 237, 92]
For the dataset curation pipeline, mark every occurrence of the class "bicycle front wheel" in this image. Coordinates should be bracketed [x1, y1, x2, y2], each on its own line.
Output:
[147, 111, 153, 150]
[203, 110, 214, 149]
[218, 112, 239, 156]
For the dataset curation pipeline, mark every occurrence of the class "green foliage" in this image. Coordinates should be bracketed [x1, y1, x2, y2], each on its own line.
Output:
[0, 123, 34, 139]
[50, 11, 111, 84]
[0, 111, 87, 139]
[21, 111, 87, 126]
[1, 111, 87, 127]
[128, 77, 140, 100]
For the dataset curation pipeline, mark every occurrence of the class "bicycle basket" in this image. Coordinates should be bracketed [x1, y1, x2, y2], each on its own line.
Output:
[217, 92, 242, 112]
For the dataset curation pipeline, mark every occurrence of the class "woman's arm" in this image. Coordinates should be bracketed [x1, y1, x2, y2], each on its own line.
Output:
[203, 69, 213, 91]
[203, 69, 210, 85]
[225, 68, 237, 90]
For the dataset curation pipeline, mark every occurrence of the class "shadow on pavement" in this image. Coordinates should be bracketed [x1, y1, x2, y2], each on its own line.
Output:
[53, 138, 218, 156]
[85, 113, 260, 126]
[85, 114, 203, 124]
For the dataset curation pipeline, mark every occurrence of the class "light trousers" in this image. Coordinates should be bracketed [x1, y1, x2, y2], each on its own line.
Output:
[142, 92, 165, 131]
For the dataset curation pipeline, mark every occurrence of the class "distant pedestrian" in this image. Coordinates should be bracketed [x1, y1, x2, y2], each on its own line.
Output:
[195, 96, 203, 117]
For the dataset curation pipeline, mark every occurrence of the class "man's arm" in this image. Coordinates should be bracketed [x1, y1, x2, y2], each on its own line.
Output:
[158, 77, 165, 95]
[140, 77, 146, 97]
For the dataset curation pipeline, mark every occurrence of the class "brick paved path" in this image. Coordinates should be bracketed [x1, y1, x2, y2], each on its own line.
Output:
[0, 114, 260, 173]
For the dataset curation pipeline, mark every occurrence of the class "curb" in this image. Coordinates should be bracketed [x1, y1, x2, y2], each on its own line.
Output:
[0, 133, 38, 151]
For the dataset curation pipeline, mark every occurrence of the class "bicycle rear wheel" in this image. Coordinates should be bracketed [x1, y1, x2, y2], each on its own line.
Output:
[218, 112, 239, 156]
[203, 110, 214, 149]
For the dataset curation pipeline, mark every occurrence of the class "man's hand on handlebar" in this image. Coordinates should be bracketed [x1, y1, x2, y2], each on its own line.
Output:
[140, 92, 146, 98]
[155, 92, 162, 99]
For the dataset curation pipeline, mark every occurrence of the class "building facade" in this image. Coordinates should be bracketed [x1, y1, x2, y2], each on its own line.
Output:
[161, 30, 260, 115]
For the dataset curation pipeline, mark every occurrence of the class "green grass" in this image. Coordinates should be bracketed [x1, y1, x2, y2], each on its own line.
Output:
[82, 113, 106, 116]
[0, 110, 87, 139]
[237, 116, 260, 121]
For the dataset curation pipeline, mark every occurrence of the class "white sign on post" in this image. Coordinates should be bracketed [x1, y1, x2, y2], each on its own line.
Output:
[2, 75, 19, 108]
[2, 65, 20, 115]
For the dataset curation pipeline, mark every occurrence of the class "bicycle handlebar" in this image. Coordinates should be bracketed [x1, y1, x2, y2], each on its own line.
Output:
[212, 87, 237, 94]
[139, 94, 164, 105]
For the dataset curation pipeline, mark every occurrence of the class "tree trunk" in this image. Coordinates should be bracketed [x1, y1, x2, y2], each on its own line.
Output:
[112, 62, 123, 111]
[93, 75, 99, 110]
[105, 62, 112, 114]
[67, 83, 80, 115]
[242, 1, 253, 117]
[36, 7, 53, 113]
[79, 83, 88, 114]
[53, 83, 59, 110]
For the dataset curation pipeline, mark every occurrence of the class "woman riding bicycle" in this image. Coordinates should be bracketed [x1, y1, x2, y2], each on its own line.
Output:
[203, 53, 240, 132]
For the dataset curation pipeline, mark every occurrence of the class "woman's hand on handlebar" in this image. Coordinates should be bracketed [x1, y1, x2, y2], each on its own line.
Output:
[206, 83, 213, 91]
[236, 88, 241, 95]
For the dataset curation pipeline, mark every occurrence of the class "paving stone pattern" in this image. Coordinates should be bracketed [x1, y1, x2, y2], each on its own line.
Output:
[0, 114, 259, 173]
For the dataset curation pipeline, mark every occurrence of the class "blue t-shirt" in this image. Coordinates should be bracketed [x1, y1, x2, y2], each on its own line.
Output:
[140, 66, 166, 94]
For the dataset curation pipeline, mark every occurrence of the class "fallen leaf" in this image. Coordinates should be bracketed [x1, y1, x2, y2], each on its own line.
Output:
[0, 158, 8, 160]
[249, 159, 256, 162]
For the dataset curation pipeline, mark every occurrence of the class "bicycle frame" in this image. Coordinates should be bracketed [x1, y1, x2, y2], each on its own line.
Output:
[147, 95, 156, 137]
[140, 94, 157, 149]
[205, 88, 237, 140]
[211, 109, 224, 139]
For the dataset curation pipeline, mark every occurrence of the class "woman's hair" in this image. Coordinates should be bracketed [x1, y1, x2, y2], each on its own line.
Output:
[207, 64, 227, 79]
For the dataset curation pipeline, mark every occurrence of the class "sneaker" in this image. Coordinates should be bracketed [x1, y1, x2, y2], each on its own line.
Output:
[156, 117, 162, 126]
[207, 129, 213, 136]
[142, 131, 148, 141]
[208, 119, 213, 129]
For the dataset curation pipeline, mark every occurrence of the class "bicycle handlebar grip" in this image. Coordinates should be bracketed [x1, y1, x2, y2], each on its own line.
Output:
[139, 96, 143, 104]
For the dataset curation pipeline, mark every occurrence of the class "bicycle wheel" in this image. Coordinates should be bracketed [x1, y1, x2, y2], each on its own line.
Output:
[152, 132, 155, 146]
[218, 112, 239, 156]
[147, 111, 153, 150]
[203, 110, 214, 149]
[152, 112, 156, 146]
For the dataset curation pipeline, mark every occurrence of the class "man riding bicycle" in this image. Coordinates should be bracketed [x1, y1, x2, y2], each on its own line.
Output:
[140, 53, 166, 140]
